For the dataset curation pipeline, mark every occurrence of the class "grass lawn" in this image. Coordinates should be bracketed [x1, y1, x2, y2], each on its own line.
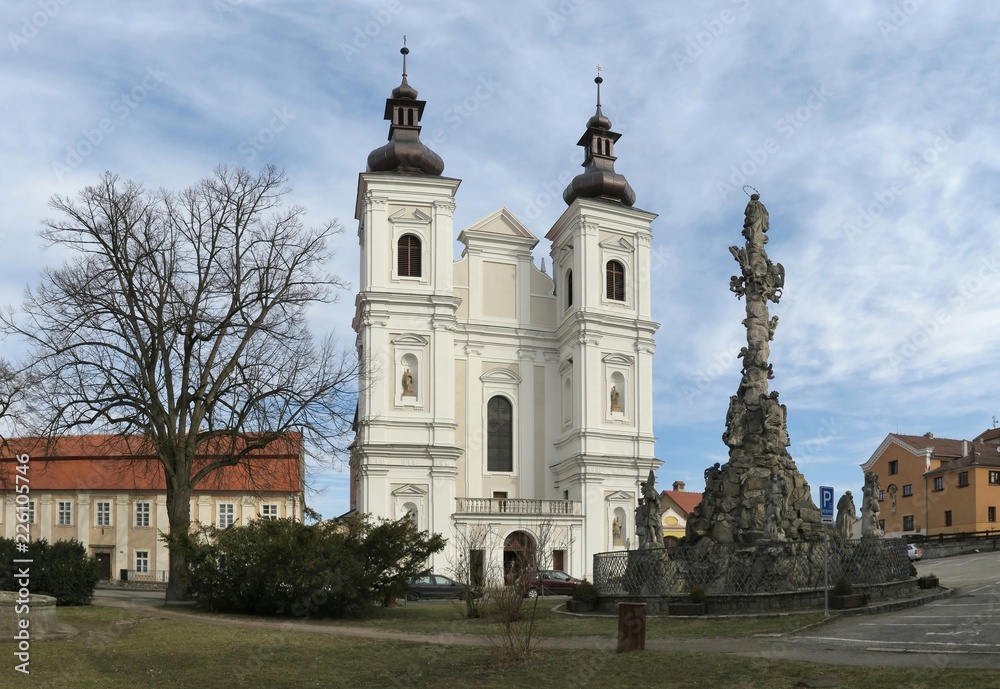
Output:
[3, 605, 999, 688]
[300, 598, 828, 640]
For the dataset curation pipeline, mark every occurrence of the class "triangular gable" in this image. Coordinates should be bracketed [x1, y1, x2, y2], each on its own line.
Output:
[605, 490, 633, 501]
[860, 433, 924, 471]
[460, 207, 537, 241]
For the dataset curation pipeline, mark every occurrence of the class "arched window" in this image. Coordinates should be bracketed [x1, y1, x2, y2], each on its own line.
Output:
[487, 396, 513, 472]
[565, 269, 573, 309]
[606, 260, 625, 301]
[398, 234, 422, 277]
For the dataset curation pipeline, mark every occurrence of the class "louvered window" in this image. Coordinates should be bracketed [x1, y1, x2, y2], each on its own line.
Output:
[606, 260, 625, 301]
[398, 235, 422, 277]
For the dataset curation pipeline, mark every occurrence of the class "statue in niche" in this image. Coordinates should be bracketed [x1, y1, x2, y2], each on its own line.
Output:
[612, 516, 623, 546]
[401, 367, 415, 397]
[836, 491, 856, 539]
[861, 471, 883, 537]
[610, 385, 622, 413]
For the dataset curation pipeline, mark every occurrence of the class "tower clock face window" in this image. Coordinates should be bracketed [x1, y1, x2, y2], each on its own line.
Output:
[398, 234, 422, 277]
[606, 260, 625, 301]
[487, 396, 513, 472]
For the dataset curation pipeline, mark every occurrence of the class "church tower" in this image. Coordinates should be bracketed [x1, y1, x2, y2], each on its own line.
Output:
[350, 45, 462, 548]
[545, 74, 660, 560]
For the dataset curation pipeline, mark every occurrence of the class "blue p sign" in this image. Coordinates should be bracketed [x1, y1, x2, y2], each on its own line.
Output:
[820, 486, 834, 524]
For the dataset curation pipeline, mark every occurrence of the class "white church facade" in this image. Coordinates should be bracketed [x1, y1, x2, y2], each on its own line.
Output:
[349, 49, 661, 581]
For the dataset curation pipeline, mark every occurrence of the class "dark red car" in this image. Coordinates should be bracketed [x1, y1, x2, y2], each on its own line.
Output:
[520, 569, 582, 598]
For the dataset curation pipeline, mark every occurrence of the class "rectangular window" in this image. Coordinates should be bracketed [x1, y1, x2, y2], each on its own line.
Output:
[958, 471, 969, 487]
[878, 519, 885, 531]
[902, 515, 914, 531]
[218, 503, 235, 528]
[96, 501, 111, 527]
[260, 504, 279, 520]
[933, 477, 943, 492]
[57, 501, 72, 526]
[989, 506, 997, 523]
[27, 500, 35, 525]
[990, 471, 1000, 486]
[944, 510, 953, 527]
[135, 551, 149, 574]
[878, 490, 884, 501]
[135, 501, 151, 527]
[888, 460, 899, 475]
[902, 484, 913, 497]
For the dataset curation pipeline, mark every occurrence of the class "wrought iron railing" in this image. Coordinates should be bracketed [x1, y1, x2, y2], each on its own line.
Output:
[126, 569, 169, 583]
[593, 537, 910, 596]
[455, 498, 581, 515]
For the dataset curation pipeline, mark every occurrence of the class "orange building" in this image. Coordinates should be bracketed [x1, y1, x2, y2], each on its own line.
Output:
[860, 428, 1000, 537]
[660, 480, 703, 546]
[0, 434, 305, 582]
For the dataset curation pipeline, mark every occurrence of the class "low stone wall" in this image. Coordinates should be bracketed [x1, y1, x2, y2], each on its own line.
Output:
[0, 591, 57, 636]
[596, 578, 920, 615]
[919, 535, 1000, 560]
[594, 538, 910, 597]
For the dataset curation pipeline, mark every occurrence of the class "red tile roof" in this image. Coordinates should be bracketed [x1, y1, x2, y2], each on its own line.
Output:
[975, 427, 1000, 443]
[0, 434, 303, 493]
[889, 433, 966, 459]
[661, 489, 702, 516]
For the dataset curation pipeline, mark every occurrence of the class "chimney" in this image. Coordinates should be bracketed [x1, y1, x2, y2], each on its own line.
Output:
[961, 440, 969, 456]
[672, 481, 686, 491]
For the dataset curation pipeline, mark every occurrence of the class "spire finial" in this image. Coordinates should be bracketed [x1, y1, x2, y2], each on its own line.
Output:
[595, 64, 603, 107]
[401, 36, 409, 77]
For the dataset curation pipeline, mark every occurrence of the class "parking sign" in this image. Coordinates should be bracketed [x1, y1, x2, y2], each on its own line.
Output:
[820, 486, 834, 524]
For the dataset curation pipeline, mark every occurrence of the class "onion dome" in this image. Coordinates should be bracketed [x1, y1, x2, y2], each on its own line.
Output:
[366, 43, 445, 176]
[563, 74, 635, 207]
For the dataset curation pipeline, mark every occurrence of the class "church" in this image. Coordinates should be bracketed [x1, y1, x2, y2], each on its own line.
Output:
[349, 47, 661, 581]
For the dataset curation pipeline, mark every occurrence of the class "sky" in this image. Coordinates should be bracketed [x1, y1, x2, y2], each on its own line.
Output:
[2, 1, 1000, 520]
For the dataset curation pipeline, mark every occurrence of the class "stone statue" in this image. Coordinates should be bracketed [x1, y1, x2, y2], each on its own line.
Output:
[610, 385, 622, 413]
[836, 491, 856, 539]
[886, 483, 898, 516]
[612, 516, 623, 545]
[723, 395, 745, 447]
[401, 367, 415, 397]
[764, 471, 786, 540]
[861, 471, 882, 537]
[635, 470, 663, 549]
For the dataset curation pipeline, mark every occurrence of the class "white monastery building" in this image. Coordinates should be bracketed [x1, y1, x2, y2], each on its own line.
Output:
[349, 49, 661, 580]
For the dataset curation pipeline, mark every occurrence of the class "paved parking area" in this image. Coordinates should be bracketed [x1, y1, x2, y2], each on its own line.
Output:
[775, 550, 1000, 668]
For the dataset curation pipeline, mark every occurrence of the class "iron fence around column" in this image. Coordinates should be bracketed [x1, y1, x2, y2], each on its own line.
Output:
[593, 537, 910, 596]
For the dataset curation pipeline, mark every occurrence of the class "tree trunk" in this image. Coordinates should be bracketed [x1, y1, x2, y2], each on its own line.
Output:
[165, 473, 194, 602]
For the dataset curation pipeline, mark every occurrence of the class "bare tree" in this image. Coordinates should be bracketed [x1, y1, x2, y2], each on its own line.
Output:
[1, 166, 358, 600]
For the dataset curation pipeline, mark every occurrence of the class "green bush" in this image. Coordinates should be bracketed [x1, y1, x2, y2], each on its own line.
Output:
[832, 576, 854, 597]
[689, 585, 707, 604]
[0, 538, 99, 605]
[572, 579, 598, 605]
[167, 514, 444, 618]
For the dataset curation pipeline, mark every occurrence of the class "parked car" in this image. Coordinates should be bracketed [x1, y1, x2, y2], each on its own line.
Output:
[405, 574, 480, 601]
[907, 543, 924, 561]
[520, 569, 583, 598]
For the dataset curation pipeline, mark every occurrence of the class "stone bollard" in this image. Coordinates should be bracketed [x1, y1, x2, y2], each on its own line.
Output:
[616, 602, 646, 652]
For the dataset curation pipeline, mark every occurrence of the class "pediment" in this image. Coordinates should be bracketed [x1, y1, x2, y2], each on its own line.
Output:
[480, 367, 522, 384]
[391, 334, 430, 346]
[389, 208, 432, 224]
[606, 490, 634, 502]
[460, 208, 537, 241]
[391, 484, 428, 498]
[602, 353, 634, 366]
[599, 237, 635, 252]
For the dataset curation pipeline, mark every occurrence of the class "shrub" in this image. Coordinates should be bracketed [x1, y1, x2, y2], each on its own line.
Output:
[689, 585, 707, 604]
[572, 579, 598, 605]
[832, 577, 854, 597]
[0, 538, 99, 605]
[166, 514, 444, 619]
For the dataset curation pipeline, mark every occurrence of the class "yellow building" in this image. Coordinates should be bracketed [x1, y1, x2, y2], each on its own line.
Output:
[659, 481, 702, 546]
[860, 428, 1000, 537]
[0, 434, 305, 582]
